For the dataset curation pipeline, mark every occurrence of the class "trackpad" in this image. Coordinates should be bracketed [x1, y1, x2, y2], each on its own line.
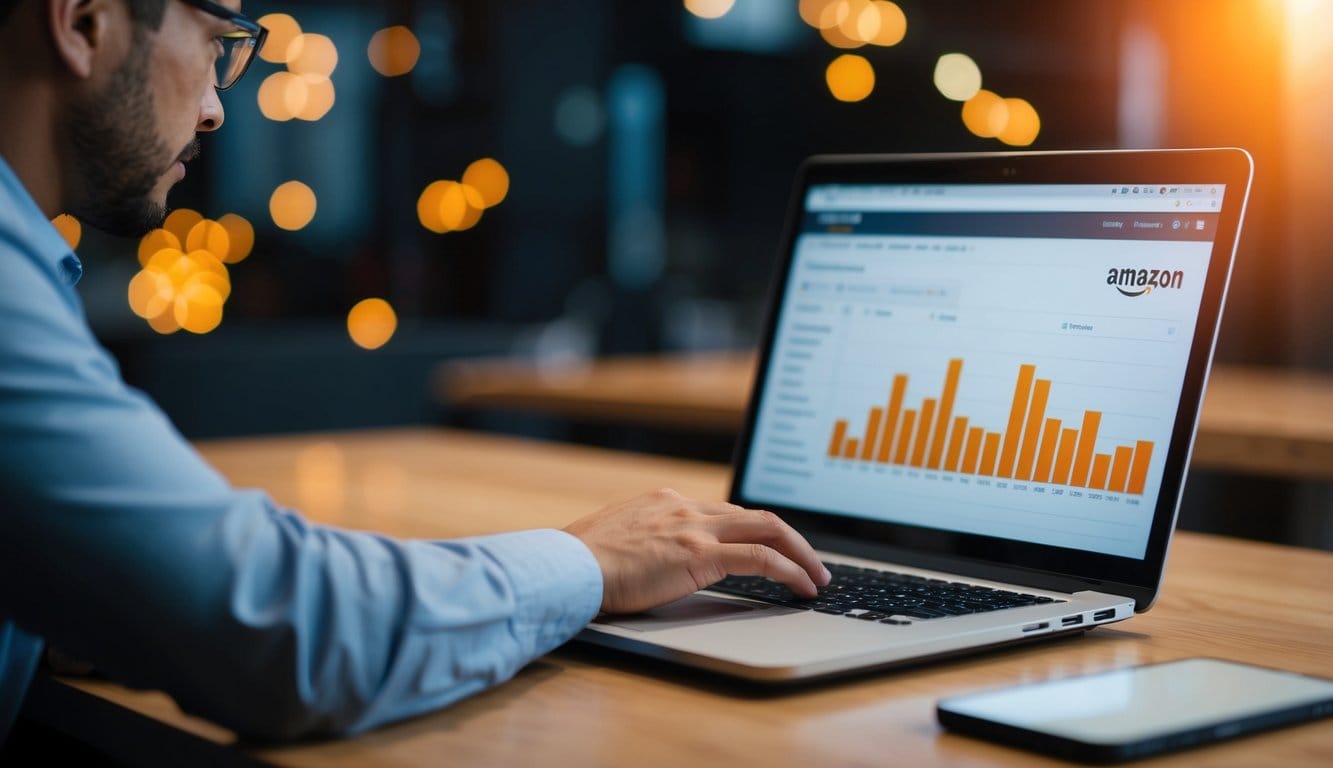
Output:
[597, 594, 797, 632]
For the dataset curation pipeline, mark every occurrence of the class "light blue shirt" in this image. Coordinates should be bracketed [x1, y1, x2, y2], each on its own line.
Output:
[0, 154, 603, 742]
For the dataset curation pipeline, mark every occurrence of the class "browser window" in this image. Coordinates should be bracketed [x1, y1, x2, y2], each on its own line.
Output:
[740, 182, 1227, 559]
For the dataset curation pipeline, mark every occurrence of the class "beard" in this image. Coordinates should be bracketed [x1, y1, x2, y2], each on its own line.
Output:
[61, 30, 193, 238]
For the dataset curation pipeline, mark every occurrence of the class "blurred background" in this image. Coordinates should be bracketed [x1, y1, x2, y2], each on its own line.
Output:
[57, 0, 1333, 548]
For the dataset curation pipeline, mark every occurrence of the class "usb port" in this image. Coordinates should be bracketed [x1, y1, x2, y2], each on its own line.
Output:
[1093, 609, 1117, 621]
[1021, 622, 1049, 633]
[1061, 615, 1084, 627]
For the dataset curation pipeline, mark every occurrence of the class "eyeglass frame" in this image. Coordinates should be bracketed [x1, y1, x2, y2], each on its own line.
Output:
[177, 0, 268, 90]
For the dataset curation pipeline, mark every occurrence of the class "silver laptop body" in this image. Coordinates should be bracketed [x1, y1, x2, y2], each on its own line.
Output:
[580, 150, 1253, 682]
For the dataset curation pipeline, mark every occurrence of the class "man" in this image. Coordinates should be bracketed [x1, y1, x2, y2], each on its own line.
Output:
[0, 0, 830, 745]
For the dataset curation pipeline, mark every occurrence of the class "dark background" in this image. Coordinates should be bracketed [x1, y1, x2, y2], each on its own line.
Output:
[71, 0, 1333, 548]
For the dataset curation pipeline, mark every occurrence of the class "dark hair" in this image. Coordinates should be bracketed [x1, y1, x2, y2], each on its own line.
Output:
[1, 0, 169, 28]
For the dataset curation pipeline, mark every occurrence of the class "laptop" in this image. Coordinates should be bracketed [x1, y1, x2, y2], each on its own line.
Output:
[579, 149, 1253, 682]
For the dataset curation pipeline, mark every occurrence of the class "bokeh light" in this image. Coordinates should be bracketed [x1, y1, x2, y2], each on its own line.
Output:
[934, 53, 982, 101]
[997, 97, 1041, 146]
[799, 0, 835, 28]
[347, 298, 398, 350]
[216, 214, 254, 264]
[288, 33, 338, 78]
[257, 13, 302, 64]
[257, 71, 307, 122]
[185, 219, 231, 262]
[962, 89, 1009, 138]
[462, 158, 510, 208]
[867, 1, 906, 46]
[270, 182, 317, 231]
[128, 268, 175, 320]
[440, 182, 485, 231]
[51, 214, 81, 250]
[295, 75, 336, 121]
[417, 180, 451, 233]
[368, 26, 421, 77]
[173, 282, 225, 335]
[137, 228, 180, 266]
[684, 0, 735, 19]
[825, 54, 875, 102]
[163, 208, 203, 244]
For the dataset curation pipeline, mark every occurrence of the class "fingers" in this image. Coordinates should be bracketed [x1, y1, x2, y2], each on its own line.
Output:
[707, 511, 830, 586]
[710, 543, 820, 598]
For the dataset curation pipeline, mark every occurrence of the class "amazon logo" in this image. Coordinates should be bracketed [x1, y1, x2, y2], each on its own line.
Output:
[1107, 267, 1184, 297]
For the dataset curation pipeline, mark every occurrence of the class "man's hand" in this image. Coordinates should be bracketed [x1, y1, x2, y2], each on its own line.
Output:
[562, 488, 832, 614]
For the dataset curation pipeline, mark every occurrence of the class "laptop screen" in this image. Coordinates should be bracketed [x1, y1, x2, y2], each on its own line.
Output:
[739, 181, 1228, 561]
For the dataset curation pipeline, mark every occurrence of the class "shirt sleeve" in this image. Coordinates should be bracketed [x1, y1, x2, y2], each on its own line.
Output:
[0, 251, 604, 740]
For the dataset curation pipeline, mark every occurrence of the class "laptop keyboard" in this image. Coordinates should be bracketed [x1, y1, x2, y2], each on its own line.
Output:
[709, 562, 1064, 625]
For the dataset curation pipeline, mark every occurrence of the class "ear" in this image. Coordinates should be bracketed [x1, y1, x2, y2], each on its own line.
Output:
[46, 0, 129, 81]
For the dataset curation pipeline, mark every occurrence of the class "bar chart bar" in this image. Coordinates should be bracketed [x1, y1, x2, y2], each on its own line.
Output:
[828, 419, 848, 459]
[1070, 410, 1103, 487]
[1088, 453, 1112, 490]
[911, 399, 937, 467]
[821, 360, 1156, 496]
[998, 364, 1036, 479]
[1128, 440, 1154, 494]
[928, 359, 964, 470]
[894, 410, 917, 465]
[944, 416, 968, 473]
[861, 407, 884, 461]
[979, 432, 1002, 476]
[962, 426, 984, 474]
[1015, 379, 1051, 481]
[1033, 417, 1062, 483]
[876, 374, 908, 463]
[1109, 446, 1133, 493]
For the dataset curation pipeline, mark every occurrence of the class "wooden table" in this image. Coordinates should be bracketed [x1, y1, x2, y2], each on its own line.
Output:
[437, 353, 1333, 480]
[46, 428, 1333, 766]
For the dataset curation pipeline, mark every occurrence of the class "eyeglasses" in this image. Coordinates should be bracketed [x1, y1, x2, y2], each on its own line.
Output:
[178, 0, 268, 90]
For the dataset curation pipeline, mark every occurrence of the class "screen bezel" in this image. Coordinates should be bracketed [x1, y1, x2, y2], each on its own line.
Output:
[728, 149, 1253, 608]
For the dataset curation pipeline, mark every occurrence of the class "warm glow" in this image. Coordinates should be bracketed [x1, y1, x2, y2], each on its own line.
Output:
[270, 181, 317, 231]
[137, 228, 180, 267]
[185, 220, 230, 262]
[962, 89, 1009, 138]
[440, 183, 485, 231]
[128, 268, 175, 320]
[820, 21, 864, 49]
[347, 298, 398, 350]
[822, 0, 851, 29]
[295, 75, 336, 121]
[288, 33, 338, 78]
[367, 26, 421, 77]
[216, 214, 254, 264]
[684, 0, 736, 19]
[867, 1, 906, 47]
[417, 181, 451, 233]
[462, 158, 509, 208]
[826, 54, 875, 102]
[799, 0, 836, 28]
[257, 13, 302, 64]
[257, 71, 308, 122]
[837, 0, 874, 42]
[934, 52, 982, 101]
[147, 310, 182, 335]
[997, 97, 1041, 146]
[173, 282, 225, 334]
[51, 214, 81, 250]
[163, 208, 203, 244]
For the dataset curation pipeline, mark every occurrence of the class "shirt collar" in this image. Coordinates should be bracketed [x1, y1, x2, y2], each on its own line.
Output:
[0, 152, 83, 287]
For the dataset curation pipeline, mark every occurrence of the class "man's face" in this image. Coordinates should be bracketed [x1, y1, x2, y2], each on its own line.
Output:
[64, 1, 229, 238]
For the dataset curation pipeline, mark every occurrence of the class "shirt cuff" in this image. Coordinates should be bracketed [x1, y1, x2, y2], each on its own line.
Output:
[466, 529, 604, 653]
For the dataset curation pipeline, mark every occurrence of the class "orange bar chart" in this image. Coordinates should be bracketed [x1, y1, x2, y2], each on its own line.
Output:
[824, 358, 1157, 495]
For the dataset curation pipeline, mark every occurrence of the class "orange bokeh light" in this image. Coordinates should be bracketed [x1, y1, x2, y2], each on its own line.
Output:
[347, 298, 398, 350]
[368, 26, 421, 77]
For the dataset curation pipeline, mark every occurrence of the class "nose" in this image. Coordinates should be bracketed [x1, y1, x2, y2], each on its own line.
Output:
[198, 86, 225, 132]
